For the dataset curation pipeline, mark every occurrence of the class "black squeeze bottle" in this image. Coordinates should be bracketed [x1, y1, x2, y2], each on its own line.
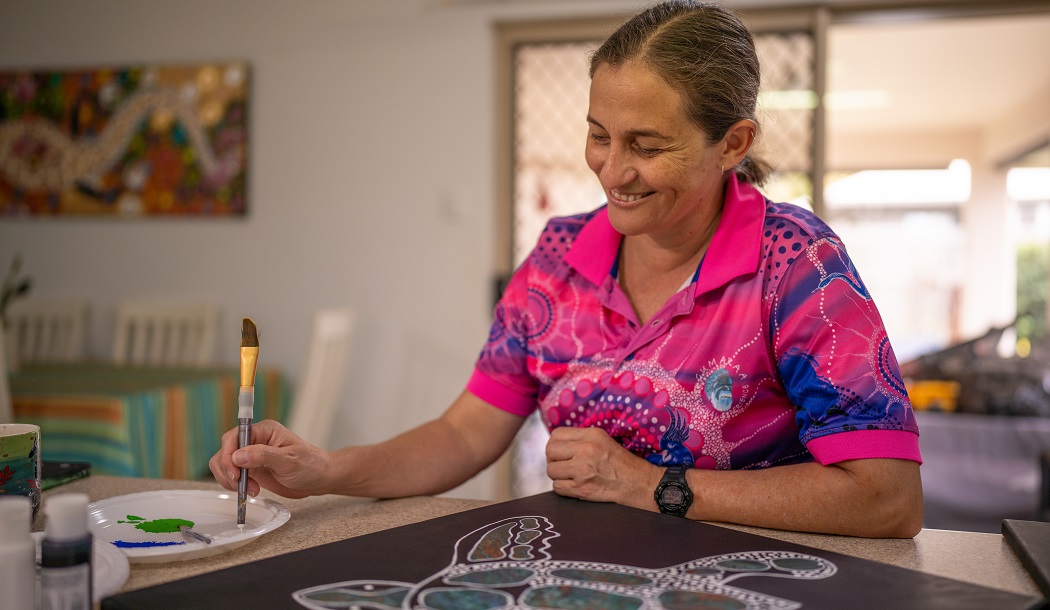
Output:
[40, 493, 93, 610]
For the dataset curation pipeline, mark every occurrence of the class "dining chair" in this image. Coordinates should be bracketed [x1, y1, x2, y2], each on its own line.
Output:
[0, 321, 12, 422]
[286, 308, 355, 450]
[112, 301, 220, 366]
[5, 299, 90, 365]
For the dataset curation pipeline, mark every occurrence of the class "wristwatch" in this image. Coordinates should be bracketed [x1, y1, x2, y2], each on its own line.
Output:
[654, 465, 693, 517]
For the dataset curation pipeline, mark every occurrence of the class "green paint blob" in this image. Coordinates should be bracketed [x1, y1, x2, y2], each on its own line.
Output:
[118, 514, 195, 533]
[135, 518, 194, 534]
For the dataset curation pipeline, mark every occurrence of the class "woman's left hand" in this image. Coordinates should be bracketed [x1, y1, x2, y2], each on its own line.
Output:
[545, 426, 662, 510]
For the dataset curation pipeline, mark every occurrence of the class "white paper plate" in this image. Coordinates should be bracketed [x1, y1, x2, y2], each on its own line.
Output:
[88, 489, 290, 563]
[32, 531, 131, 602]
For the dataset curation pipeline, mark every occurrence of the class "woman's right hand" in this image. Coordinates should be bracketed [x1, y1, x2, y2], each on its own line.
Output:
[208, 419, 332, 499]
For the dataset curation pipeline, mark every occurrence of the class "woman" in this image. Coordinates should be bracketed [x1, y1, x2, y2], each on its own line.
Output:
[210, 0, 923, 538]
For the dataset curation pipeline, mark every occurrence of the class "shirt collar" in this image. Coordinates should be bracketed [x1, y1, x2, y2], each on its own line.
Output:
[564, 173, 766, 296]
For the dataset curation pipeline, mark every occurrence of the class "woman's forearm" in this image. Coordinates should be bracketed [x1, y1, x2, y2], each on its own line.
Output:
[322, 391, 525, 498]
[684, 458, 923, 538]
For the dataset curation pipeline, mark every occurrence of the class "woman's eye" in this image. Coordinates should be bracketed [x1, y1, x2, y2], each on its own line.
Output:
[589, 133, 609, 143]
[637, 146, 662, 157]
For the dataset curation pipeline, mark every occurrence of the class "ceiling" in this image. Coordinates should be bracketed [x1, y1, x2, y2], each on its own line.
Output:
[826, 11, 1050, 140]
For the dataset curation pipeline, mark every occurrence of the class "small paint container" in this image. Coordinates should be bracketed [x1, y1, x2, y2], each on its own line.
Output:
[0, 497, 36, 610]
[40, 493, 93, 610]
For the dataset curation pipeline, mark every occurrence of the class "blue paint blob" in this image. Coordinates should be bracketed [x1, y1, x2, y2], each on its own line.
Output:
[112, 540, 186, 548]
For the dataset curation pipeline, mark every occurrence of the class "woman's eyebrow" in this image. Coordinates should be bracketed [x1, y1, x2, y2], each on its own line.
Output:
[586, 116, 672, 140]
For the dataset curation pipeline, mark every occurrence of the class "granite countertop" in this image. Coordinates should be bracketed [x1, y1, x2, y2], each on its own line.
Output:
[716, 522, 1040, 598]
[40, 475, 490, 594]
[41, 475, 1042, 600]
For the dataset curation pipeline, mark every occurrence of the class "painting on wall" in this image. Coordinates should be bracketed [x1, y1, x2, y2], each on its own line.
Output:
[0, 61, 248, 217]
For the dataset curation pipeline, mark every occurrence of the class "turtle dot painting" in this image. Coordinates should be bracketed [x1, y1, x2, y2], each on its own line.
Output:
[293, 515, 837, 610]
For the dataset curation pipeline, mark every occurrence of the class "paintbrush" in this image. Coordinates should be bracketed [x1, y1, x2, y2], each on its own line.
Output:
[179, 525, 212, 545]
[238, 317, 259, 528]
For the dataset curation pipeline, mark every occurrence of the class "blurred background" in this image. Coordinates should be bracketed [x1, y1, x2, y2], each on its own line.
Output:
[1, 0, 1048, 530]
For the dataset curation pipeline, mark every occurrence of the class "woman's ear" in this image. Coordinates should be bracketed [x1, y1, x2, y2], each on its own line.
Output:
[721, 119, 757, 170]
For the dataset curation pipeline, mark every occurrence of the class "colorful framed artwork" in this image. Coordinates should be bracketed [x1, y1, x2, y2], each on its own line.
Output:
[0, 61, 248, 217]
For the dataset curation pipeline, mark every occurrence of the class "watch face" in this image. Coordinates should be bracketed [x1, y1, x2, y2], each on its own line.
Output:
[655, 467, 692, 516]
[660, 486, 685, 506]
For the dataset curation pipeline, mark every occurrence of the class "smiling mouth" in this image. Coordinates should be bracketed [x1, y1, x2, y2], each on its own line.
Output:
[610, 189, 653, 204]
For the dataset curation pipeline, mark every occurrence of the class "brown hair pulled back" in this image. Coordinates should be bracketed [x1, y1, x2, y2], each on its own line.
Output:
[590, 0, 771, 185]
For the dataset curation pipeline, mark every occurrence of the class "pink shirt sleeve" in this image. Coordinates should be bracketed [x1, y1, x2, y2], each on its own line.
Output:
[467, 368, 537, 417]
[806, 430, 922, 466]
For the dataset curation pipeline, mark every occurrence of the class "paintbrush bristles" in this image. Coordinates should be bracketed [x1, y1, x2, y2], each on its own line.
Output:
[241, 318, 259, 348]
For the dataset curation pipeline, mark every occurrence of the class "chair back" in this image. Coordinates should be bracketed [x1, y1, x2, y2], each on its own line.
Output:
[0, 322, 11, 422]
[113, 301, 219, 366]
[287, 309, 355, 449]
[6, 299, 89, 365]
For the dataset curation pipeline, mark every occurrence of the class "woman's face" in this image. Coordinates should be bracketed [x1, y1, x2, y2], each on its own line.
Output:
[585, 60, 725, 243]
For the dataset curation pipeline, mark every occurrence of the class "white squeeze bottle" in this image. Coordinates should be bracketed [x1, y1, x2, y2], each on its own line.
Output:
[0, 496, 37, 610]
[40, 493, 93, 610]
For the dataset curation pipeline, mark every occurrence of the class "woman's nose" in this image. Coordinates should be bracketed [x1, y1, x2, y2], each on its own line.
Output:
[599, 146, 635, 186]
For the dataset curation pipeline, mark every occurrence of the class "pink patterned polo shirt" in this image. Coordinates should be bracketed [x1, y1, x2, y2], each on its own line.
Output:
[467, 175, 921, 470]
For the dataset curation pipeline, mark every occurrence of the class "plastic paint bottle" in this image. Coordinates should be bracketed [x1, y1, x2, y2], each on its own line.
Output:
[0, 496, 36, 610]
[40, 493, 93, 610]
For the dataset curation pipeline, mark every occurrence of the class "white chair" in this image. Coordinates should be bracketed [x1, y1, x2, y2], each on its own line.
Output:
[286, 309, 355, 450]
[0, 321, 12, 422]
[6, 299, 89, 365]
[112, 301, 220, 366]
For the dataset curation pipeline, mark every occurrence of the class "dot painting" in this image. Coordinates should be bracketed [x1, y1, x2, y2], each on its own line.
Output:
[292, 515, 837, 610]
